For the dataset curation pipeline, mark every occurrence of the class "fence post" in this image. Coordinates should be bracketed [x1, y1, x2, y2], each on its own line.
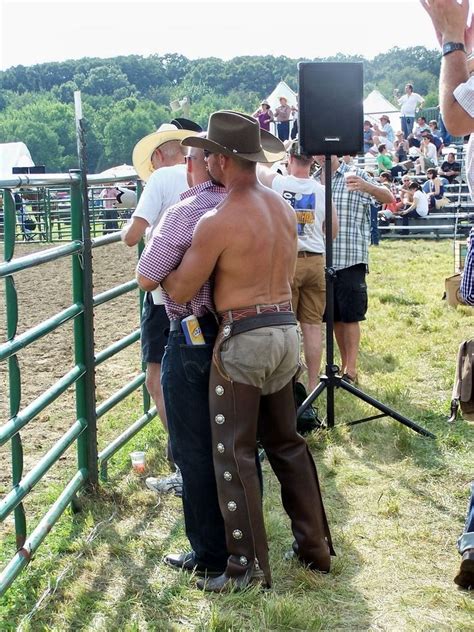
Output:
[3, 189, 27, 547]
[72, 94, 99, 488]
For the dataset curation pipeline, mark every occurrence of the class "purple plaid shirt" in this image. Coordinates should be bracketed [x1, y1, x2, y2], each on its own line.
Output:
[137, 180, 226, 319]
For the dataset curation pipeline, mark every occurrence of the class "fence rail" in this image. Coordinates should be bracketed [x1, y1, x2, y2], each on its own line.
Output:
[0, 171, 154, 597]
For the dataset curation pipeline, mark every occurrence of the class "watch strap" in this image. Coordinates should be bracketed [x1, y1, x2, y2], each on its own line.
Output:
[442, 42, 466, 57]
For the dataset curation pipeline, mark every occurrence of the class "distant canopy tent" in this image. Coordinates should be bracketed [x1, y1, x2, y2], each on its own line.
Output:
[363, 89, 402, 134]
[0, 142, 34, 178]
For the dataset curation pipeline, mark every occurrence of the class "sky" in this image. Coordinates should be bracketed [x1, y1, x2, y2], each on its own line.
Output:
[0, 0, 443, 71]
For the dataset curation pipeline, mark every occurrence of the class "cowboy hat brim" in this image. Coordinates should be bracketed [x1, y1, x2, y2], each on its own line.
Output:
[132, 129, 199, 181]
[181, 129, 286, 164]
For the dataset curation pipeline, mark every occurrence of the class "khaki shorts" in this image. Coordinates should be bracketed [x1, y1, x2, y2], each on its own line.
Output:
[291, 255, 326, 324]
[220, 325, 300, 395]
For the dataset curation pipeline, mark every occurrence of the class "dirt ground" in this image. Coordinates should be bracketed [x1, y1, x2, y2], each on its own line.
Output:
[0, 241, 142, 496]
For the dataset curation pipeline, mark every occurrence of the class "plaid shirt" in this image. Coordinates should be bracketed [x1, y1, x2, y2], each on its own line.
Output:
[461, 226, 474, 306]
[137, 180, 226, 319]
[315, 161, 374, 270]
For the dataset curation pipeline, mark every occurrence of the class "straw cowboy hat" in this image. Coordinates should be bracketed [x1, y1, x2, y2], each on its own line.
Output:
[132, 123, 199, 181]
[181, 111, 286, 163]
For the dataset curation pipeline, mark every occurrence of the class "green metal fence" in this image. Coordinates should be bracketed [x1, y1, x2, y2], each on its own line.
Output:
[0, 171, 153, 596]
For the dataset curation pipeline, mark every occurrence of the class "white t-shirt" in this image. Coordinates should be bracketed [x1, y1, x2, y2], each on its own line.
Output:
[399, 92, 424, 117]
[453, 76, 474, 198]
[271, 174, 326, 253]
[133, 164, 188, 238]
[413, 190, 429, 217]
[423, 142, 438, 165]
[133, 163, 188, 303]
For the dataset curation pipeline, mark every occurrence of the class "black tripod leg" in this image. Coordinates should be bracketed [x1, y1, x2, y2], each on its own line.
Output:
[296, 380, 326, 419]
[339, 380, 435, 438]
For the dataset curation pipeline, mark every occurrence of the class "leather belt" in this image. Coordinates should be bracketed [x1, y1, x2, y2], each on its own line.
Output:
[219, 300, 292, 324]
[227, 312, 297, 336]
[298, 251, 323, 258]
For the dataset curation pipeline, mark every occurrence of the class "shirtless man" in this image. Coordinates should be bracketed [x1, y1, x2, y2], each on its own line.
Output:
[164, 111, 334, 592]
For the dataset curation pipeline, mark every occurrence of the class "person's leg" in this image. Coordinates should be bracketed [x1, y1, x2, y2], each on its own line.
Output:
[458, 482, 474, 553]
[145, 362, 167, 428]
[333, 266, 367, 380]
[455, 482, 474, 589]
[296, 255, 326, 391]
[161, 324, 228, 570]
[141, 298, 180, 488]
[339, 322, 361, 379]
[334, 322, 347, 371]
[258, 327, 334, 570]
[370, 204, 380, 245]
[300, 322, 323, 392]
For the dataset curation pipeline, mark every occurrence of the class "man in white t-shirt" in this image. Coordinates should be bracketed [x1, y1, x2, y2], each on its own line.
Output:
[396, 83, 425, 138]
[121, 121, 199, 495]
[258, 142, 338, 391]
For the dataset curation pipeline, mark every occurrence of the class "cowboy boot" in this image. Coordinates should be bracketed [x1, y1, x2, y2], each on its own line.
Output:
[203, 364, 272, 591]
[258, 380, 335, 572]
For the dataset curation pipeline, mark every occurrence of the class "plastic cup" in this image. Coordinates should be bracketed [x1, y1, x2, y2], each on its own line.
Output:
[130, 451, 146, 473]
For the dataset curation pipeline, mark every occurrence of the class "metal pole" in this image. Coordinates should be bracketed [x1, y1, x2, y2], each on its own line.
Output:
[324, 156, 336, 428]
[3, 189, 27, 548]
[73, 91, 99, 487]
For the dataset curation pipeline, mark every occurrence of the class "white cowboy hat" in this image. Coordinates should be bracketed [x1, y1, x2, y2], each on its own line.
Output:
[132, 123, 199, 181]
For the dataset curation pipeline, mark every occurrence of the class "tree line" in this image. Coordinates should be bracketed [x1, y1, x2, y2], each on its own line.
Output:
[0, 48, 441, 174]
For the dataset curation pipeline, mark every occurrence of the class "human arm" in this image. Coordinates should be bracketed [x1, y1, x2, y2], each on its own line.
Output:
[136, 207, 189, 292]
[322, 202, 339, 240]
[121, 216, 149, 246]
[256, 163, 277, 188]
[345, 173, 395, 204]
[162, 212, 224, 304]
[420, 0, 474, 135]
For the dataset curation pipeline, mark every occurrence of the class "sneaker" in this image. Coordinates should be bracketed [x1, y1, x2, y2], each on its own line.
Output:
[146, 469, 183, 497]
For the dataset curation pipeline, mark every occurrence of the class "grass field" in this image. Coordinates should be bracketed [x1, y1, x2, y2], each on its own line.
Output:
[1, 239, 473, 631]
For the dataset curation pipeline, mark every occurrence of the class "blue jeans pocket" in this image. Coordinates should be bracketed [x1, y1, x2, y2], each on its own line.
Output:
[180, 344, 213, 384]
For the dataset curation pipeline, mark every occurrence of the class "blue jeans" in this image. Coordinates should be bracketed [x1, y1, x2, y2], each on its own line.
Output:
[161, 316, 228, 568]
[370, 204, 380, 245]
[277, 120, 290, 141]
[401, 116, 414, 138]
[458, 482, 474, 554]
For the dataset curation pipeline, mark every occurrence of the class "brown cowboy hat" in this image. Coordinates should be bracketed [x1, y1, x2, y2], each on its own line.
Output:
[181, 110, 286, 163]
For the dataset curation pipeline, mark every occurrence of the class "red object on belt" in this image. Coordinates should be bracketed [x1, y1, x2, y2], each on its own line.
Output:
[219, 300, 293, 324]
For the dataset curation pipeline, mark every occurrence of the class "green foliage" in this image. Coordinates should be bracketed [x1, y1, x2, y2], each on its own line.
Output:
[0, 47, 443, 173]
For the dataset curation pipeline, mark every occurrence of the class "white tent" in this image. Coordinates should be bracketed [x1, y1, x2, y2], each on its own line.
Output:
[0, 142, 34, 178]
[265, 81, 298, 138]
[363, 90, 402, 133]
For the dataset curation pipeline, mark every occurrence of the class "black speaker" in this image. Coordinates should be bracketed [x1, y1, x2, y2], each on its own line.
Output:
[298, 62, 364, 155]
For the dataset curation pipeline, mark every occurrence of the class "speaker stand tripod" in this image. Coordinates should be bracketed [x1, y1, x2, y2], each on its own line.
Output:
[297, 155, 435, 439]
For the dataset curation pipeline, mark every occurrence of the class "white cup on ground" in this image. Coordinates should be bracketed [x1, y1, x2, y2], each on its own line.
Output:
[130, 451, 146, 473]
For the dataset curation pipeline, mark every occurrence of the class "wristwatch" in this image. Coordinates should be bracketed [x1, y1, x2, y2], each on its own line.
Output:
[442, 42, 466, 56]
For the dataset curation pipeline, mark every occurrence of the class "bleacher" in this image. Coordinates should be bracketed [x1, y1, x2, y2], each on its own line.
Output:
[357, 143, 473, 239]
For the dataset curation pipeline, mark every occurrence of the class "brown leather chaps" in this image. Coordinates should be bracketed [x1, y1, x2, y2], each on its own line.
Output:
[209, 320, 334, 587]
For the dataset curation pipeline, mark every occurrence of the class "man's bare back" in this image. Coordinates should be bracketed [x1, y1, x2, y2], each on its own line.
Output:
[164, 176, 297, 312]
[211, 182, 296, 311]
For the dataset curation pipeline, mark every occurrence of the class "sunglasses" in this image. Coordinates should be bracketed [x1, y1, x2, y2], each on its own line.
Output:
[203, 149, 215, 158]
